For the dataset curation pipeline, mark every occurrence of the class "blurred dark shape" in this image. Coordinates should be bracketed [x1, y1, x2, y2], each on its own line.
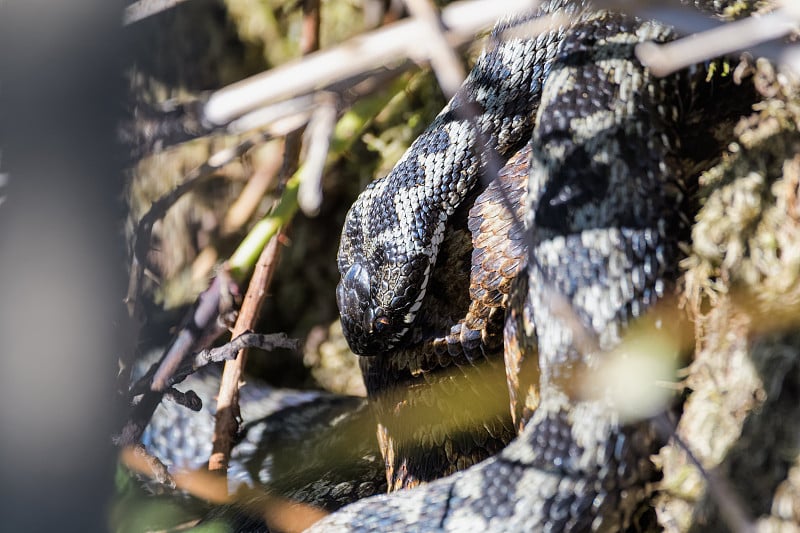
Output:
[0, 1, 128, 531]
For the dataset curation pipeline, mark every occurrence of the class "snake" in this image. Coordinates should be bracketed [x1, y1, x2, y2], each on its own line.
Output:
[324, 0, 757, 530]
[140, 0, 760, 530]
[138, 356, 388, 511]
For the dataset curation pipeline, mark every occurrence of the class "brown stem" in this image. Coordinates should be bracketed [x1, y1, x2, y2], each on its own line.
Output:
[125, 131, 277, 319]
[208, 0, 321, 479]
[208, 234, 285, 473]
[301, 0, 321, 56]
[116, 274, 237, 447]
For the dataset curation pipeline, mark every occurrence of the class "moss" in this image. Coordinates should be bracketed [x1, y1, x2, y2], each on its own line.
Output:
[658, 57, 800, 531]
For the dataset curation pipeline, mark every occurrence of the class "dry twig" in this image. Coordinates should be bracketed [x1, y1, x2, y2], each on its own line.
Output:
[115, 273, 236, 448]
[208, 236, 287, 474]
[203, 0, 533, 126]
[636, 2, 800, 76]
[122, 444, 176, 489]
[208, 0, 324, 476]
[403, 0, 467, 98]
[125, 112, 311, 319]
[128, 332, 298, 398]
[298, 93, 338, 216]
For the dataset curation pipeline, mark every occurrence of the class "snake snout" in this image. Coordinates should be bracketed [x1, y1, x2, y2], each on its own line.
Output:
[337, 263, 371, 333]
[337, 261, 415, 356]
[337, 263, 387, 356]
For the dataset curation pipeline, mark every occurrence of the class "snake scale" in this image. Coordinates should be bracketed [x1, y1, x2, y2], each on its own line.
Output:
[326, 0, 756, 530]
[142, 0, 760, 530]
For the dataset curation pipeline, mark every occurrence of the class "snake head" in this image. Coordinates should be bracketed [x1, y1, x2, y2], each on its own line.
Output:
[336, 128, 449, 356]
[336, 250, 430, 357]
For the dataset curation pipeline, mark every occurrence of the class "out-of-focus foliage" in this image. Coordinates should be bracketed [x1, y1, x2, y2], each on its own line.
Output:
[113, 463, 227, 533]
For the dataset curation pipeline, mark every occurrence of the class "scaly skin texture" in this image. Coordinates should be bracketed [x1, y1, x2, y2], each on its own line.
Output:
[358, 193, 517, 490]
[360, 147, 530, 491]
[336, 0, 593, 357]
[321, 1, 757, 530]
[140, 1, 762, 529]
[341, 0, 602, 496]
[141, 364, 386, 511]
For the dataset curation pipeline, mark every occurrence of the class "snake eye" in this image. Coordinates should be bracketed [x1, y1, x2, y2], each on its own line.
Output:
[373, 316, 390, 333]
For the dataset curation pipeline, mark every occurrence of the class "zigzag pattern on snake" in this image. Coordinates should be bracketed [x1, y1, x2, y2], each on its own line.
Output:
[142, 0, 759, 530]
[326, 0, 756, 530]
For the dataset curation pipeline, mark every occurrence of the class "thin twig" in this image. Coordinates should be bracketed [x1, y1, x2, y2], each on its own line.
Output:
[209, 0, 323, 478]
[129, 332, 298, 399]
[301, 0, 321, 55]
[543, 285, 602, 357]
[150, 273, 236, 391]
[122, 99, 213, 159]
[190, 142, 285, 282]
[403, 0, 467, 98]
[208, 235, 286, 474]
[221, 143, 283, 237]
[636, 4, 800, 77]
[125, 111, 310, 318]
[498, 11, 570, 42]
[654, 414, 757, 533]
[193, 332, 299, 369]
[122, 444, 176, 489]
[203, 0, 533, 126]
[225, 94, 317, 135]
[163, 387, 202, 411]
[116, 274, 234, 447]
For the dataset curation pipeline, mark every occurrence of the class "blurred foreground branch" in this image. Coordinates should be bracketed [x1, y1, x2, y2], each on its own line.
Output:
[120, 445, 329, 532]
[636, 1, 800, 76]
[203, 0, 534, 126]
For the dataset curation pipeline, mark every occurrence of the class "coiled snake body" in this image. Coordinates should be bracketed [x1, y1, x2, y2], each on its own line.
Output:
[328, 0, 754, 530]
[142, 0, 757, 529]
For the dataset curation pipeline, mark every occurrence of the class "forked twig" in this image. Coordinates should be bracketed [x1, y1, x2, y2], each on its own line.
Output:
[208, 0, 323, 476]
[116, 274, 235, 448]
[203, 0, 534, 126]
[208, 235, 288, 474]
